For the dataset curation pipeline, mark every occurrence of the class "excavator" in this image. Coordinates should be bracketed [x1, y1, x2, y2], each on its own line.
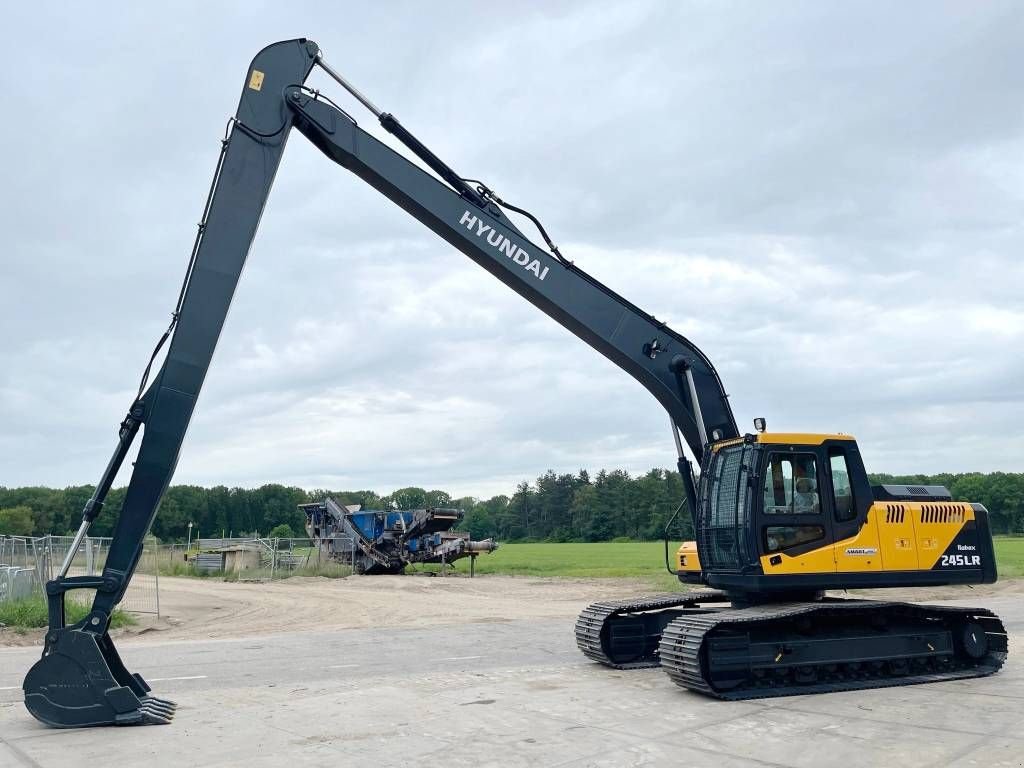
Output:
[22, 39, 1006, 727]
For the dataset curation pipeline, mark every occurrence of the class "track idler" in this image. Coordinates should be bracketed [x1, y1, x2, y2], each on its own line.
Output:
[24, 623, 175, 727]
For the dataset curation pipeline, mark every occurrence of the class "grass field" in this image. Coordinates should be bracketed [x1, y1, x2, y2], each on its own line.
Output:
[0, 595, 135, 632]
[996, 536, 1024, 578]
[430, 537, 1024, 587]
[424, 541, 689, 590]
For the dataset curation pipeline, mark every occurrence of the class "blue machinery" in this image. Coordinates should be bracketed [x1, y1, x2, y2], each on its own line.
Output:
[301, 498, 497, 575]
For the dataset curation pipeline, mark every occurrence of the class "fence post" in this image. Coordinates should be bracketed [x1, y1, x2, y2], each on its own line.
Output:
[152, 537, 161, 618]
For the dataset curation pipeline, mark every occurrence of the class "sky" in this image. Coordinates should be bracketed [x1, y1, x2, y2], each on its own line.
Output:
[1, 2, 1022, 499]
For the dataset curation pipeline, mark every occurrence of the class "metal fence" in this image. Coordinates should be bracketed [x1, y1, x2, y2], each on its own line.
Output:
[0, 532, 357, 616]
[149, 536, 355, 580]
[0, 566, 34, 603]
[0, 535, 160, 615]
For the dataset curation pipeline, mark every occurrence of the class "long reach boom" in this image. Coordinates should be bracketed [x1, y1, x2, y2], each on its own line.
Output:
[23, 38, 735, 727]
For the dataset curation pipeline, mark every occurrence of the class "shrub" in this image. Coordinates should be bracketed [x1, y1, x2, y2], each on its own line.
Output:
[268, 523, 295, 540]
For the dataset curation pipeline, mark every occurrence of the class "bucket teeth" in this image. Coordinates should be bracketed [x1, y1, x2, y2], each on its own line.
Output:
[141, 697, 177, 714]
[143, 696, 178, 712]
[138, 698, 176, 725]
[139, 709, 173, 726]
[141, 705, 176, 719]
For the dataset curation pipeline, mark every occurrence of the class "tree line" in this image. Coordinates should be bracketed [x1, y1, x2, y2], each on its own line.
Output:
[0, 469, 1022, 542]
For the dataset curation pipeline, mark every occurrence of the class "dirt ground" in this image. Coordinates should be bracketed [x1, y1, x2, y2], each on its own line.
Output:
[3, 574, 1022, 648]
[0, 575, 650, 646]
[143, 574, 661, 641]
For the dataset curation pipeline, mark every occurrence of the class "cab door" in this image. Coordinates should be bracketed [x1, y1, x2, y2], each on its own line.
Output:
[825, 441, 883, 572]
[756, 446, 837, 575]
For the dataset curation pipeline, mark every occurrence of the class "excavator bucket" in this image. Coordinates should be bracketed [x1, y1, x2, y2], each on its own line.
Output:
[23, 626, 175, 727]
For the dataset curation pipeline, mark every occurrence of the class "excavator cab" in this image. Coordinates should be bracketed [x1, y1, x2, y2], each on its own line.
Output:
[694, 433, 865, 594]
[689, 432, 998, 597]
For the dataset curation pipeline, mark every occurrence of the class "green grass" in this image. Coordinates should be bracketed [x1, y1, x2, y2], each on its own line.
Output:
[0, 595, 136, 632]
[995, 537, 1024, 578]
[431, 537, 1024, 588]
[221, 561, 352, 582]
[156, 560, 213, 578]
[421, 541, 683, 590]
[289, 561, 351, 578]
[459, 542, 677, 578]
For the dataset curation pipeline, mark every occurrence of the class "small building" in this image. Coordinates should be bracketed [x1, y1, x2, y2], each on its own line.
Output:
[190, 542, 263, 573]
[222, 545, 262, 573]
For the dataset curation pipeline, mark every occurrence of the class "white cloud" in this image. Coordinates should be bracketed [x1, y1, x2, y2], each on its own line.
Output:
[1, 2, 1022, 498]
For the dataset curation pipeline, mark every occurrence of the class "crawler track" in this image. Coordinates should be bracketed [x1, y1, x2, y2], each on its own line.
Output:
[574, 591, 730, 669]
[658, 600, 1007, 699]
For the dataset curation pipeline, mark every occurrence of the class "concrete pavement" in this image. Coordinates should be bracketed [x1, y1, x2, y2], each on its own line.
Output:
[0, 594, 1020, 767]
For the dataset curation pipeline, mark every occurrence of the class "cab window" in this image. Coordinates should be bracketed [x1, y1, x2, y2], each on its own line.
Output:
[762, 454, 820, 515]
[829, 450, 856, 522]
[765, 525, 825, 552]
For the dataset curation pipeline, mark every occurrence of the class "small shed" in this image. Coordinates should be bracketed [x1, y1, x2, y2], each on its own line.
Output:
[222, 546, 261, 573]
[190, 542, 263, 573]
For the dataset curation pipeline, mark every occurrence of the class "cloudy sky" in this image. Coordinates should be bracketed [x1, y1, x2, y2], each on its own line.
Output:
[1, 2, 1022, 498]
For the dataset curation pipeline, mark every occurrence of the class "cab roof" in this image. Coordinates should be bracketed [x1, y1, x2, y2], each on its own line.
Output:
[712, 432, 855, 451]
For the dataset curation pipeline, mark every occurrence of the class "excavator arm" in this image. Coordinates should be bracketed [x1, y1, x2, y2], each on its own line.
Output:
[284, 86, 735, 454]
[23, 38, 736, 728]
